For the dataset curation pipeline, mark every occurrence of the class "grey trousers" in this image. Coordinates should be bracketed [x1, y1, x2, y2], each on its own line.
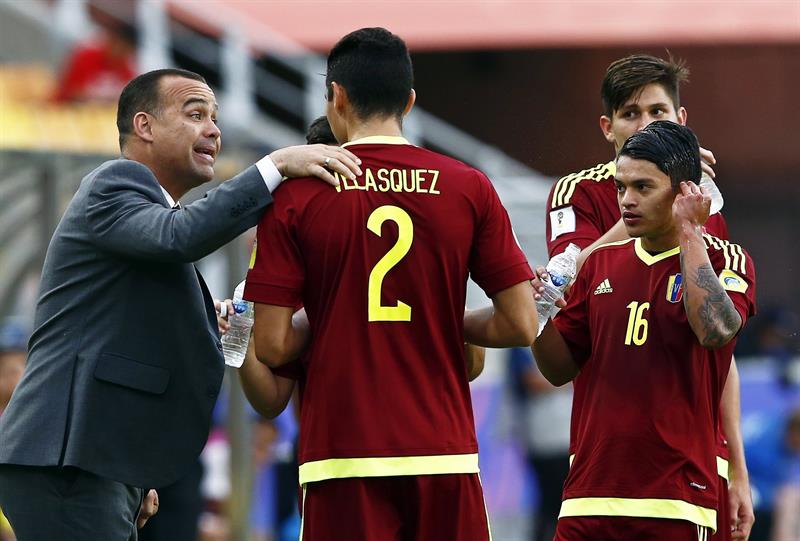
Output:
[0, 464, 145, 541]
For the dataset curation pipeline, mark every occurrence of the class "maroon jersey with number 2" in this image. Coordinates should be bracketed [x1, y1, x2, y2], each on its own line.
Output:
[245, 136, 533, 486]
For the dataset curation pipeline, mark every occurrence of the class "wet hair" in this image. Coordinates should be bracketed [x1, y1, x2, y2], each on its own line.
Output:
[601, 54, 689, 117]
[117, 68, 207, 150]
[618, 120, 701, 189]
[305, 116, 337, 145]
[325, 27, 413, 121]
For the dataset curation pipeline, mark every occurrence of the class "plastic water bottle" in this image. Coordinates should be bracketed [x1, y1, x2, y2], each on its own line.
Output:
[699, 172, 724, 215]
[221, 280, 253, 368]
[536, 243, 581, 336]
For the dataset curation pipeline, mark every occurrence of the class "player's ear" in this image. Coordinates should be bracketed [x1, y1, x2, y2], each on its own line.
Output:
[133, 112, 155, 143]
[402, 89, 416, 117]
[599, 115, 615, 144]
[331, 82, 348, 113]
[677, 107, 687, 126]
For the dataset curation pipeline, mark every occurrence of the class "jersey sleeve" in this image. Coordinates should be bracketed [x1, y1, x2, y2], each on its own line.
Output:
[551, 259, 593, 367]
[704, 235, 757, 329]
[703, 212, 729, 241]
[546, 180, 605, 258]
[468, 171, 534, 297]
[244, 187, 304, 307]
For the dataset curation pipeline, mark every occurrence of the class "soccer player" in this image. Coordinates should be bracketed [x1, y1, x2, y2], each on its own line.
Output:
[545, 54, 752, 540]
[533, 120, 756, 540]
[243, 28, 537, 540]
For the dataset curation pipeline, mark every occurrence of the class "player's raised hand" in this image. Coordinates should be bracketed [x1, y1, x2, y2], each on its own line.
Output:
[699, 145, 717, 178]
[269, 144, 362, 187]
[672, 181, 711, 228]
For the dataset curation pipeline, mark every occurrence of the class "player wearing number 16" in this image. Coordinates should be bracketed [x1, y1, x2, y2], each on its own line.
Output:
[244, 28, 537, 540]
[533, 121, 757, 541]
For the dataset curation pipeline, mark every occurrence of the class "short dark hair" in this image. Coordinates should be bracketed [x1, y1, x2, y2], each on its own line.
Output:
[618, 120, 701, 189]
[116, 68, 207, 150]
[305, 116, 337, 145]
[325, 28, 413, 121]
[601, 54, 689, 116]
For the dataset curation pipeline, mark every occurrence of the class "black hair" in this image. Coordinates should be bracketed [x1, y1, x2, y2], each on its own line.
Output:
[116, 68, 207, 150]
[618, 120, 701, 189]
[601, 54, 689, 116]
[325, 27, 413, 121]
[305, 116, 337, 145]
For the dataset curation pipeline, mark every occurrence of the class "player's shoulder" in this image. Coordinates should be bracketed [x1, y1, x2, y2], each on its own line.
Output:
[549, 161, 616, 209]
[578, 238, 635, 273]
[702, 233, 752, 275]
[269, 175, 335, 213]
[585, 238, 635, 261]
[414, 145, 488, 179]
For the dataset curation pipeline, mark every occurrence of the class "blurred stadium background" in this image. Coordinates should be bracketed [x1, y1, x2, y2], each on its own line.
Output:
[0, 1, 798, 540]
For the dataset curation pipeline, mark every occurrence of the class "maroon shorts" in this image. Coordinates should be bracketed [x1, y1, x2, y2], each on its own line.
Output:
[710, 479, 731, 541]
[555, 516, 711, 541]
[299, 474, 490, 541]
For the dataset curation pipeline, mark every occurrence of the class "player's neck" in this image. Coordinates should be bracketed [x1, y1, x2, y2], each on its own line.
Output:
[346, 117, 403, 142]
[640, 228, 680, 253]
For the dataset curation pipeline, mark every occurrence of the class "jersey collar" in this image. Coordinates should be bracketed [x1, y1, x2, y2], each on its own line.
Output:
[634, 238, 680, 266]
[342, 136, 410, 148]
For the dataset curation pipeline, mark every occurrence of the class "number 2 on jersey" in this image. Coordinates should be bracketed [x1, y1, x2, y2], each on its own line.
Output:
[367, 205, 413, 322]
[624, 301, 650, 346]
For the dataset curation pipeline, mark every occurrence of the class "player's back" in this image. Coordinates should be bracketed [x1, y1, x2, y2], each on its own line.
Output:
[248, 136, 529, 482]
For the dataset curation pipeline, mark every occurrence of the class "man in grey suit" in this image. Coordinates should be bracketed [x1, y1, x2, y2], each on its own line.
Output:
[0, 68, 361, 540]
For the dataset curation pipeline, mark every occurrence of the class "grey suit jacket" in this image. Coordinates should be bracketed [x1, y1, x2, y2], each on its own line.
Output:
[0, 158, 271, 488]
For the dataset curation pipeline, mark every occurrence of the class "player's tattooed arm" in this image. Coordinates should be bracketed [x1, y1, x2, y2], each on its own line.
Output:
[684, 261, 742, 348]
[674, 180, 742, 349]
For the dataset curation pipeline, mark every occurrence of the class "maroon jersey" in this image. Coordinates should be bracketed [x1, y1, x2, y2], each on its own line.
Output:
[546, 161, 729, 257]
[552, 235, 756, 530]
[547, 160, 733, 501]
[245, 136, 533, 485]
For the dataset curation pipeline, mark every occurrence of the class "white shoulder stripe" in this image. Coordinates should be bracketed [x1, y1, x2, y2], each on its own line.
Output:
[551, 162, 615, 208]
[703, 234, 748, 275]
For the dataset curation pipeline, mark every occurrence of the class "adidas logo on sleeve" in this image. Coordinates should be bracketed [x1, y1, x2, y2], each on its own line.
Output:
[593, 279, 613, 295]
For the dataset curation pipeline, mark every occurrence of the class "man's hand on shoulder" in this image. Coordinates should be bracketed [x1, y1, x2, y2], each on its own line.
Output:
[269, 144, 362, 187]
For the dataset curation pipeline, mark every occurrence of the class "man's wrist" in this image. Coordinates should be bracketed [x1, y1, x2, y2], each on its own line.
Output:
[256, 155, 282, 193]
[679, 220, 704, 239]
[730, 467, 750, 484]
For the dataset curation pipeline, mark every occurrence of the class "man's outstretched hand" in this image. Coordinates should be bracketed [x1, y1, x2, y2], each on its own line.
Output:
[270, 145, 362, 186]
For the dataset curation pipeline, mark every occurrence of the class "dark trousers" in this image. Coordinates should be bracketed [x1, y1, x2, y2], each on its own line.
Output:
[0, 464, 144, 541]
[138, 460, 203, 541]
[530, 453, 570, 541]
